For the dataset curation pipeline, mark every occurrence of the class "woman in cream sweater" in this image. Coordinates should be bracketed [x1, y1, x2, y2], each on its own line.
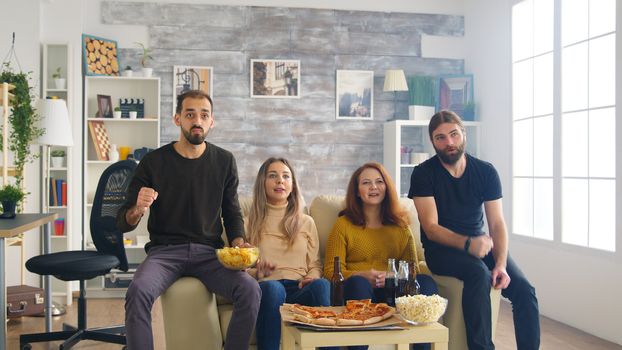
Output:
[247, 157, 330, 350]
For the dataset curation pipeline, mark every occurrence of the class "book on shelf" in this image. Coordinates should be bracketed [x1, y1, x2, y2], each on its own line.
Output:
[49, 178, 67, 207]
[61, 181, 67, 206]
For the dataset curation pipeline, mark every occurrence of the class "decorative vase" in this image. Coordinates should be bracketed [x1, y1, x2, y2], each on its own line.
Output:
[54, 78, 66, 90]
[51, 156, 64, 168]
[122, 70, 133, 77]
[109, 144, 120, 162]
[113, 110, 122, 119]
[129, 111, 138, 119]
[1, 200, 16, 218]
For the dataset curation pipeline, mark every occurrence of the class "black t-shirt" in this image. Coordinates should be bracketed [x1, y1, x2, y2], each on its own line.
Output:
[116, 142, 244, 250]
[408, 153, 502, 249]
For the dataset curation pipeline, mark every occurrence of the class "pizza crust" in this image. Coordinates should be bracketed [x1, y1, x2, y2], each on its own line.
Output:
[362, 315, 383, 325]
[313, 317, 337, 326]
[336, 318, 364, 326]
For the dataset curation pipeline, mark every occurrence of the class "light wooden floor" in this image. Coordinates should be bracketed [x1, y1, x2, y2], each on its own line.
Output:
[7, 299, 622, 349]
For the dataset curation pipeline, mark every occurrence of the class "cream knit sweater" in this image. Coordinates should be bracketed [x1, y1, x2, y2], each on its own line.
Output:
[247, 203, 323, 281]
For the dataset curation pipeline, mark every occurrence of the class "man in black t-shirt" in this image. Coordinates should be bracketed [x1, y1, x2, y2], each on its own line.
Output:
[409, 110, 539, 350]
[117, 90, 260, 350]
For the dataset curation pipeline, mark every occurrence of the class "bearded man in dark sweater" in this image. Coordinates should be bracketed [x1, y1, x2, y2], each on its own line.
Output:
[117, 90, 260, 350]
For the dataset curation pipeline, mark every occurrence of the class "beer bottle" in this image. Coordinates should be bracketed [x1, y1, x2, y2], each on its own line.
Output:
[407, 261, 420, 296]
[385, 258, 397, 306]
[396, 260, 409, 299]
[330, 256, 345, 306]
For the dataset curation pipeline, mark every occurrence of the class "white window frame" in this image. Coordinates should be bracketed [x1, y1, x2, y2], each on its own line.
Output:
[510, 0, 621, 257]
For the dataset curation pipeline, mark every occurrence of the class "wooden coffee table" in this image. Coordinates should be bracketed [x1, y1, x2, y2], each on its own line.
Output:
[281, 321, 448, 350]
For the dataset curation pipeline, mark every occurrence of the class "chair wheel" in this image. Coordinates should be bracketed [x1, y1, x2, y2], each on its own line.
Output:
[21, 344, 32, 350]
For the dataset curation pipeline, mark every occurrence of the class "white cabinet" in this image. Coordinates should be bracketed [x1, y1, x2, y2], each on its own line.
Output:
[83, 76, 160, 297]
[383, 120, 480, 197]
[41, 42, 73, 305]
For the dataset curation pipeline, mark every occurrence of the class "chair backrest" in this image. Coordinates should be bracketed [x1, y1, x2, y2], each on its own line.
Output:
[90, 160, 137, 272]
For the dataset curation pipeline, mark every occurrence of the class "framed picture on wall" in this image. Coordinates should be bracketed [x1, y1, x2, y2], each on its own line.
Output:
[336, 70, 374, 120]
[172, 66, 213, 114]
[437, 74, 474, 120]
[82, 34, 120, 76]
[251, 59, 300, 98]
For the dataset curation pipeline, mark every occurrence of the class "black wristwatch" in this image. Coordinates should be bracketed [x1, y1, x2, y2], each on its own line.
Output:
[464, 236, 472, 252]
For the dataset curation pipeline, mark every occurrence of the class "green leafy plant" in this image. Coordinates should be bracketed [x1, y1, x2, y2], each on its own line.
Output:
[124, 65, 132, 71]
[408, 76, 436, 107]
[51, 150, 65, 157]
[1, 64, 44, 188]
[114, 106, 121, 112]
[134, 42, 154, 68]
[462, 102, 476, 120]
[0, 184, 26, 203]
[52, 67, 62, 79]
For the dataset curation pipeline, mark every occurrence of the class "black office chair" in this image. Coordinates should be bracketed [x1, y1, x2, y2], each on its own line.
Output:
[20, 160, 137, 350]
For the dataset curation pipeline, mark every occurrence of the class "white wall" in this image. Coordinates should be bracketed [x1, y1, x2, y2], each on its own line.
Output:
[1, 0, 42, 287]
[464, 0, 622, 345]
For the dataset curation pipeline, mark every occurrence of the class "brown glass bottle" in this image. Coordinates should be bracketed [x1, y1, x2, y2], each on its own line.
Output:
[407, 261, 420, 296]
[330, 256, 345, 306]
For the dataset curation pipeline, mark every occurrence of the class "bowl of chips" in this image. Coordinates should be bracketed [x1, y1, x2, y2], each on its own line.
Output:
[216, 247, 260, 270]
[395, 294, 448, 325]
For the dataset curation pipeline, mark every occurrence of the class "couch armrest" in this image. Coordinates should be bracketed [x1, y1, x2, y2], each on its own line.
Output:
[161, 277, 223, 350]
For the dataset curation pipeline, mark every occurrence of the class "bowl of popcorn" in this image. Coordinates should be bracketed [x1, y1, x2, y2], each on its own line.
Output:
[216, 247, 260, 270]
[395, 294, 448, 325]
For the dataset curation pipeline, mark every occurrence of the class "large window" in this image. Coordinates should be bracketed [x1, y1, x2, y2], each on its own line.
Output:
[511, 0, 616, 251]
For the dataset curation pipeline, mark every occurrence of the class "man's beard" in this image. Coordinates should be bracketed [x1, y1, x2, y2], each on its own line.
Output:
[434, 142, 465, 165]
[182, 126, 208, 145]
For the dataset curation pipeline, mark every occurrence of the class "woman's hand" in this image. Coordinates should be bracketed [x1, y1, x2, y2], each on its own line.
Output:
[298, 277, 316, 289]
[354, 269, 386, 288]
[256, 258, 276, 279]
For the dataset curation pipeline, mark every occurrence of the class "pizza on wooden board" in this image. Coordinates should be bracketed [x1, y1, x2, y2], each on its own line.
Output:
[289, 299, 395, 326]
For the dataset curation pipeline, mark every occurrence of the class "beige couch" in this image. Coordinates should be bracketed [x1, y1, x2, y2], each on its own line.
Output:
[161, 195, 501, 350]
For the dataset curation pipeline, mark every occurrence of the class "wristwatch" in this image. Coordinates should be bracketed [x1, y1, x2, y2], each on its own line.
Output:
[464, 236, 472, 252]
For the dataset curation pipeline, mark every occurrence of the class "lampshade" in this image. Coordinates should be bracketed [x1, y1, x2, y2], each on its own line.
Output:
[37, 98, 73, 146]
[383, 70, 408, 92]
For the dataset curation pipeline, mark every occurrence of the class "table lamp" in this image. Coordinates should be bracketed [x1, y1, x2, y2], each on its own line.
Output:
[383, 69, 408, 120]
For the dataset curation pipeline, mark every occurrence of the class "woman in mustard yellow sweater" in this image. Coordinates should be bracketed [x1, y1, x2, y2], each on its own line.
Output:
[247, 157, 331, 350]
[323, 162, 437, 350]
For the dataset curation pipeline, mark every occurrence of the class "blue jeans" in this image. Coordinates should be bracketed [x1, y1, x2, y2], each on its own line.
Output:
[425, 246, 540, 350]
[343, 274, 438, 350]
[256, 278, 337, 350]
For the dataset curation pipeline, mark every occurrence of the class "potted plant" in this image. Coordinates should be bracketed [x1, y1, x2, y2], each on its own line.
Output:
[128, 106, 138, 119]
[407, 75, 436, 121]
[122, 65, 133, 77]
[1, 64, 44, 189]
[50, 149, 65, 168]
[52, 67, 66, 89]
[0, 184, 25, 218]
[135, 42, 154, 77]
[113, 106, 122, 119]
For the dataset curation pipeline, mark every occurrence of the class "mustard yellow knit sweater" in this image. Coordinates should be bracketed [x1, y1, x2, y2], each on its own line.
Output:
[323, 215, 417, 279]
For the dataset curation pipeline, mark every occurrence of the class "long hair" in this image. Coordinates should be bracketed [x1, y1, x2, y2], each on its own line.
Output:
[247, 157, 303, 246]
[339, 162, 408, 228]
[428, 109, 465, 141]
